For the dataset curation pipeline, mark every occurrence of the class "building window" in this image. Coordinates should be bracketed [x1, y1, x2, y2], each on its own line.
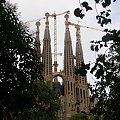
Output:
[76, 87, 77, 96]
[80, 89, 82, 99]
[77, 107, 80, 113]
[68, 81, 69, 90]
[82, 77, 84, 84]
[72, 105, 74, 108]
[83, 90, 85, 99]
[69, 103, 70, 107]
[71, 82, 72, 91]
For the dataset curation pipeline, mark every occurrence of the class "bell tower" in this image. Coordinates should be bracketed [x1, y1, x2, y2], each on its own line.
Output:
[42, 13, 52, 82]
[34, 11, 90, 120]
[75, 24, 89, 113]
[64, 14, 75, 119]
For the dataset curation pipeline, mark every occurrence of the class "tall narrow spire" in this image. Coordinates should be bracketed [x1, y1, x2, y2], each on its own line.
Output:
[34, 21, 43, 81]
[64, 14, 75, 119]
[64, 14, 74, 77]
[42, 12, 52, 82]
[34, 21, 41, 61]
[75, 24, 90, 113]
[75, 24, 84, 68]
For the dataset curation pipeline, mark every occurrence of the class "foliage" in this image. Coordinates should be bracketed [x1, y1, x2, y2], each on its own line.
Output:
[0, 1, 61, 120]
[90, 31, 120, 119]
[75, 62, 90, 76]
[69, 113, 104, 120]
[74, 0, 120, 120]
[88, 115, 104, 120]
[31, 81, 61, 120]
[74, 0, 116, 26]
[69, 113, 88, 120]
[0, 1, 43, 119]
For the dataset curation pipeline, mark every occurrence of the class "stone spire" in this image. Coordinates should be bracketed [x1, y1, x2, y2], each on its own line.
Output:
[75, 24, 90, 113]
[64, 14, 74, 78]
[34, 21, 41, 61]
[42, 12, 52, 82]
[75, 24, 84, 70]
[64, 14, 75, 119]
[33, 21, 44, 81]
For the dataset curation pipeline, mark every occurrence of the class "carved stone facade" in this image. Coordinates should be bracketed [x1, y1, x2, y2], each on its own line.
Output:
[36, 13, 90, 120]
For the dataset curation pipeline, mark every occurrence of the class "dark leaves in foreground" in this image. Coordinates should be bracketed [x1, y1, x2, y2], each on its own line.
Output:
[74, 1, 92, 19]
[74, 8, 85, 19]
[75, 62, 90, 76]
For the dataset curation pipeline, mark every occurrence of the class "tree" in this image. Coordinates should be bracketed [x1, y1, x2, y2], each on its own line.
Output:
[69, 113, 103, 120]
[31, 81, 61, 120]
[70, 113, 88, 120]
[0, 1, 42, 119]
[0, 1, 61, 120]
[74, 0, 120, 120]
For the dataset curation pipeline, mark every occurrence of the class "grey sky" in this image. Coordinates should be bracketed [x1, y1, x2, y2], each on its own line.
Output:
[8, 0, 120, 83]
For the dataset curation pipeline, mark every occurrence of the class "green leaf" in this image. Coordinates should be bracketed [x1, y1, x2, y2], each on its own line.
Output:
[86, 6, 92, 11]
[90, 45, 94, 51]
[100, 44, 103, 48]
[95, 45, 99, 51]
[90, 64, 97, 74]
[104, 29, 108, 32]
[106, 12, 110, 17]
[85, 63, 90, 70]
[95, 0, 100, 3]
[105, 0, 111, 6]
[100, 11, 105, 15]
[81, 1, 88, 7]
[74, 8, 81, 17]
[79, 13, 85, 19]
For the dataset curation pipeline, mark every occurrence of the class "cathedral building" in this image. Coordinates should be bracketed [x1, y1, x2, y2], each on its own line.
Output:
[35, 12, 90, 120]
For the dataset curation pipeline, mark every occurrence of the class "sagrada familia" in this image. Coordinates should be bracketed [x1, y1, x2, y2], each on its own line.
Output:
[34, 12, 90, 120]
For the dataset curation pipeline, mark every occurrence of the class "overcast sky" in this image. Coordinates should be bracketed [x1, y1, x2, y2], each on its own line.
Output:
[8, 0, 120, 83]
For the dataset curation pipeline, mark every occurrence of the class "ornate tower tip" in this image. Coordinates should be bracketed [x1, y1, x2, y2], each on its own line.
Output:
[35, 21, 40, 27]
[75, 24, 80, 29]
[45, 12, 49, 17]
[45, 12, 49, 25]
[64, 14, 69, 20]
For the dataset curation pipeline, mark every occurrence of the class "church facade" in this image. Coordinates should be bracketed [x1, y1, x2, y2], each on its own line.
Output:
[35, 12, 90, 120]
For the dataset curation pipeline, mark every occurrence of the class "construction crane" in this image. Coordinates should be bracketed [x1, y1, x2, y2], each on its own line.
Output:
[24, 17, 45, 26]
[67, 21, 104, 63]
[68, 21, 104, 32]
[49, 10, 70, 82]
